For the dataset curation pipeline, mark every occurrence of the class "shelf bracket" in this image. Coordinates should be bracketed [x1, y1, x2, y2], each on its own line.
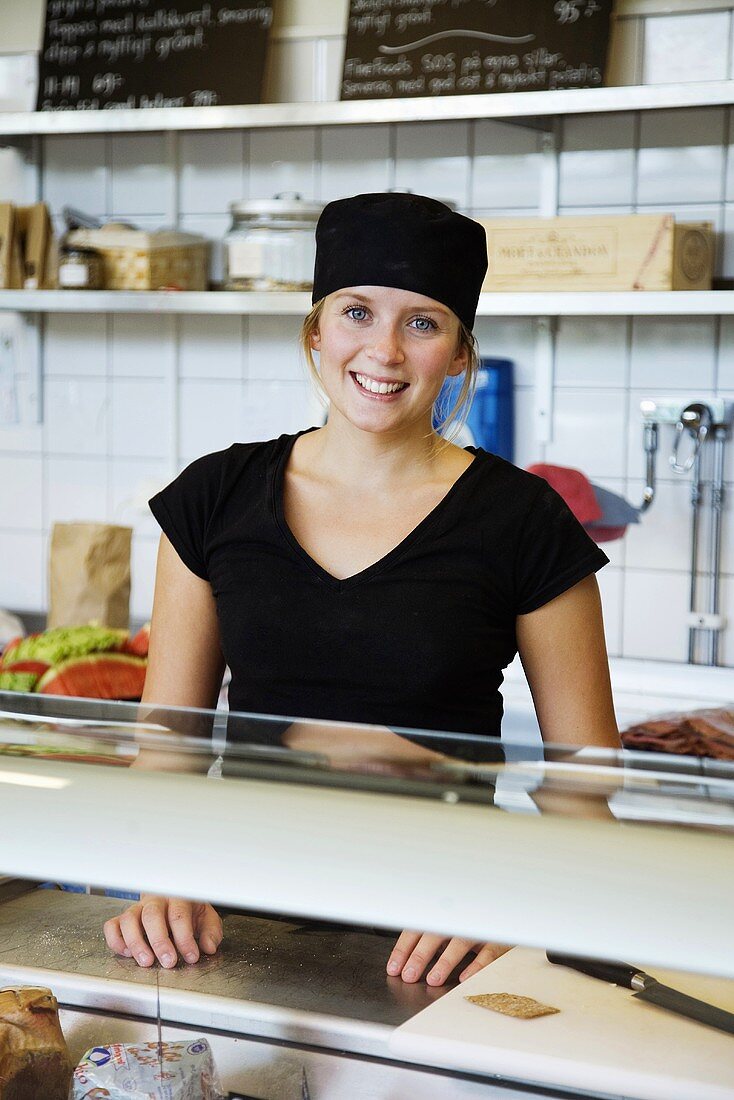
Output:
[534, 316, 556, 445]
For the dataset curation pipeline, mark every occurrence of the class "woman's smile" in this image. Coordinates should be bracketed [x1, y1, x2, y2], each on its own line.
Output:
[350, 370, 410, 399]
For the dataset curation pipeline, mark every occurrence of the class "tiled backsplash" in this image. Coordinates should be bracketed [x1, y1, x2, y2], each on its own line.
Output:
[0, 3, 733, 669]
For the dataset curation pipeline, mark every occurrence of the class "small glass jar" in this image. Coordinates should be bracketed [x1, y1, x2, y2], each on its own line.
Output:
[223, 192, 323, 291]
[58, 246, 104, 290]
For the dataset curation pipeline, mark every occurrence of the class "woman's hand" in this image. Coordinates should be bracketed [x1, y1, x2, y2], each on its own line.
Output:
[103, 895, 223, 969]
[387, 931, 510, 986]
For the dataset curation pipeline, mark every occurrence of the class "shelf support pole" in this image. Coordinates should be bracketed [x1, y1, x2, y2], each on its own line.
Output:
[534, 316, 556, 446]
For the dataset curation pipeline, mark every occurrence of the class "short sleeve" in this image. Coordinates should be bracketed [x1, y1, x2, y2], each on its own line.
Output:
[148, 450, 228, 580]
[514, 479, 609, 615]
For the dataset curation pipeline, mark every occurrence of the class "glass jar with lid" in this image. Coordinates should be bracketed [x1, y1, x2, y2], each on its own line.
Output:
[224, 192, 323, 291]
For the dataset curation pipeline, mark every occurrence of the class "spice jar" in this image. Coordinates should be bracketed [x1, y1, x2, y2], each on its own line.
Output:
[224, 192, 323, 291]
[58, 246, 103, 290]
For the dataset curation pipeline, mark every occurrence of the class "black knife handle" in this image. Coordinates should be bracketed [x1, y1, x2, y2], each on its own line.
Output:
[546, 951, 641, 988]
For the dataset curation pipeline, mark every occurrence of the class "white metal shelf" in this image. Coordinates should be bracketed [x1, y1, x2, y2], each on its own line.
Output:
[0, 289, 733, 316]
[1, 80, 733, 136]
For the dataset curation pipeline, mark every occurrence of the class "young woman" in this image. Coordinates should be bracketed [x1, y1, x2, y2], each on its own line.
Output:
[103, 193, 620, 987]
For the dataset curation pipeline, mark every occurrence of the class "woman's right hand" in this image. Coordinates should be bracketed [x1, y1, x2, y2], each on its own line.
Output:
[103, 895, 223, 969]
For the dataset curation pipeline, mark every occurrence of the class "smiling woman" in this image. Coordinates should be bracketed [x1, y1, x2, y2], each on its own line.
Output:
[103, 192, 620, 992]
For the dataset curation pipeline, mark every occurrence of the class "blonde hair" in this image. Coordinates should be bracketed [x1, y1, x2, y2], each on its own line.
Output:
[299, 297, 479, 443]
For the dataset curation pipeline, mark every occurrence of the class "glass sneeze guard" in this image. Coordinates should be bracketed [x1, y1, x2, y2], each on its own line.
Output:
[0, 690, 732, 979]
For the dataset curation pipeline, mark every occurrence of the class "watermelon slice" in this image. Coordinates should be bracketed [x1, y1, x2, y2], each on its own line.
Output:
[0, 671, 39, 693]
[120, 622, 150, 657]
[0, 635, 30, 668]
[37, 653, 147, 701]
[7, 625, 129, 668]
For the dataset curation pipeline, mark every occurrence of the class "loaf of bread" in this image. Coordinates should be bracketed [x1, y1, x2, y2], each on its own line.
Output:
[0, 986, 72, 1100]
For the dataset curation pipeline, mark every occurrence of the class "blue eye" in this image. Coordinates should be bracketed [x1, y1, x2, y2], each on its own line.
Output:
[411, 316, 437, 332]
[344, 305, 369, 322]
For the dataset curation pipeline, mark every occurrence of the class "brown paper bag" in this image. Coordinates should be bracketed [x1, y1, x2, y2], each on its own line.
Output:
[0, 986, 72, 1100]
[48, 522, 132, 629]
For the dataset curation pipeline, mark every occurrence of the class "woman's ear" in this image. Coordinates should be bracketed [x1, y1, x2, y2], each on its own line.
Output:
[447, 337, 469, 378]
[310, 327, 321, 351]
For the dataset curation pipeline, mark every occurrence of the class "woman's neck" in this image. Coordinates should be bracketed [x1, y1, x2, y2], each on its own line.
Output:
[295, 412, 461, 492]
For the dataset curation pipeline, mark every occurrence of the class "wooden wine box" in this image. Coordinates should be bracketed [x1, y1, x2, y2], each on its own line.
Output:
[479, 214, 714, 292]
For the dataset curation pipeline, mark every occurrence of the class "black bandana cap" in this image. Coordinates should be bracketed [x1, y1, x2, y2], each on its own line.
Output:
[312, 192, 488, 331]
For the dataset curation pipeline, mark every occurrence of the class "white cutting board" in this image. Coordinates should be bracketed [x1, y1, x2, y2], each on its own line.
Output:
[389, 948, 734, 1100]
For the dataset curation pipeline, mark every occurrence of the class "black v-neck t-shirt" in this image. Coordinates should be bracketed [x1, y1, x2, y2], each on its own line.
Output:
[149, 430, 608, 737]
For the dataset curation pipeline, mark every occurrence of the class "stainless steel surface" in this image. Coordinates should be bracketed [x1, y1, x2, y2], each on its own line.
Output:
[1, 80, 733, 136]
[3, 289, 734, 316]
[640, 420, 658, 513]
[688, 446, 704, 663]
[0, 890, 447, 1033]
[708, 425, 727, 665]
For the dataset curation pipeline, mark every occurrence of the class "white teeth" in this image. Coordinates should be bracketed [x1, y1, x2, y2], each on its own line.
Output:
[354, 372, 406, 395]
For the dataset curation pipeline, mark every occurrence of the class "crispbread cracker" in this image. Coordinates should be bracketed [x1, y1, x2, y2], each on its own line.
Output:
[466, 992, 560, 1019]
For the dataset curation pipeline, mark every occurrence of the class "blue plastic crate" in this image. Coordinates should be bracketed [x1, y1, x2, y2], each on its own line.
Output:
[434, 356, 514, 461]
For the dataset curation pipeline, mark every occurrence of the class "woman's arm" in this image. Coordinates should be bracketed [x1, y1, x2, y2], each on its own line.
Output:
[142, 533, 225, 710]
[104, 535, 226, 969]
[516, 574, 620, 749]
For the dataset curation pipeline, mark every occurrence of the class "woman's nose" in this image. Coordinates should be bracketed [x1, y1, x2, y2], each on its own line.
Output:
[367, 329, 404, 365]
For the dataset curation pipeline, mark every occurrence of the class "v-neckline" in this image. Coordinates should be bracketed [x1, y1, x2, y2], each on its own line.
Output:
[271, 429, 484, 591]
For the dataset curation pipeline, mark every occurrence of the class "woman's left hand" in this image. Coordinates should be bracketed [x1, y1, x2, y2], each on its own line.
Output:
[387, 931, 511, 986]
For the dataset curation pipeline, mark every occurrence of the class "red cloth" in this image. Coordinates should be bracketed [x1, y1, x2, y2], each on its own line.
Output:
[526, 463, 602, 525]
[584, 524, 627, 543]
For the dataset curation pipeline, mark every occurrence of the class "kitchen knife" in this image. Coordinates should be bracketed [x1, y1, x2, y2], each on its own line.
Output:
[546, 951, 734, 1036]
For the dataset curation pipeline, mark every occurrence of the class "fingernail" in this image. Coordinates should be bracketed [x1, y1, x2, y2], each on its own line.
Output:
[161, 953, 175, 968]
[387, 960, 401, 975]
[136, 952, 152, 966]
[184, 951, 198, 964]
[428, 970, 441, 984]
[403, 967, 416, 981]
[121, 948, 132, 958]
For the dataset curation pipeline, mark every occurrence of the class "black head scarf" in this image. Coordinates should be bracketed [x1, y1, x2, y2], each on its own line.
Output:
[312, 192, 487, 330]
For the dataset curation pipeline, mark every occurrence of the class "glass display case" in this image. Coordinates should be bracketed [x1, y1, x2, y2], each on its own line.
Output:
[0, 691, 732, 1100]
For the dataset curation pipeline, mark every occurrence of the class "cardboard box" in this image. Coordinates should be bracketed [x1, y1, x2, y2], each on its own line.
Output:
[0, 202, 54, 289]
[0, 203, 24, 289]
[65, 226, 209, 290]
[15, 203, 52, 289]
[479, 214, 715, 292]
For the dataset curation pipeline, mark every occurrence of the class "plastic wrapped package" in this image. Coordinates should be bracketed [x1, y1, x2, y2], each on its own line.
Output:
[71, 1039, 224, 1099]
[621, 707, 734, 760]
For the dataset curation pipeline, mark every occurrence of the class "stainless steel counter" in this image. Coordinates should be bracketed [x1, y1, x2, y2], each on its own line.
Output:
[0, 890, 449, 1043]
[0, 890, 604, 1099]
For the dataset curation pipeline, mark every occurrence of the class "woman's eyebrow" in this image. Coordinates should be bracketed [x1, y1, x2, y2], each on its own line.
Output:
[332, 292, 449, 316]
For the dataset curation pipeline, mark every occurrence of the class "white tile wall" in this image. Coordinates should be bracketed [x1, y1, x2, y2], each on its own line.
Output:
[0, 454, 43, 529]
[179, 315, 245, 380]
[179, 131, 247, 215]
[2, 12, 734, 669]
[472, 121, 543, 211]
[110, 378, 173, 460]
[319, 125, 392, 202]
[109, 134, 174, 219]
[643, 13, 731, 85]
[43, 136, 107, 217]
[559, 114, 636, 209]
[0, 532, 44, 610]
[629, 318, 717, 391]
[248, 128, 318, 201]
[637, 108, 727, 207]
[44, 457, 107, 528]
[110, 316, 175, 378]
[394, 122, 471, 210]
[43, 377, 109, 456]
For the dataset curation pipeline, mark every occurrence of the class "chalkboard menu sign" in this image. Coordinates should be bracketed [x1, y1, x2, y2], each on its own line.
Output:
[341, 0, 612, 100]
[37, 1, 273, 111]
